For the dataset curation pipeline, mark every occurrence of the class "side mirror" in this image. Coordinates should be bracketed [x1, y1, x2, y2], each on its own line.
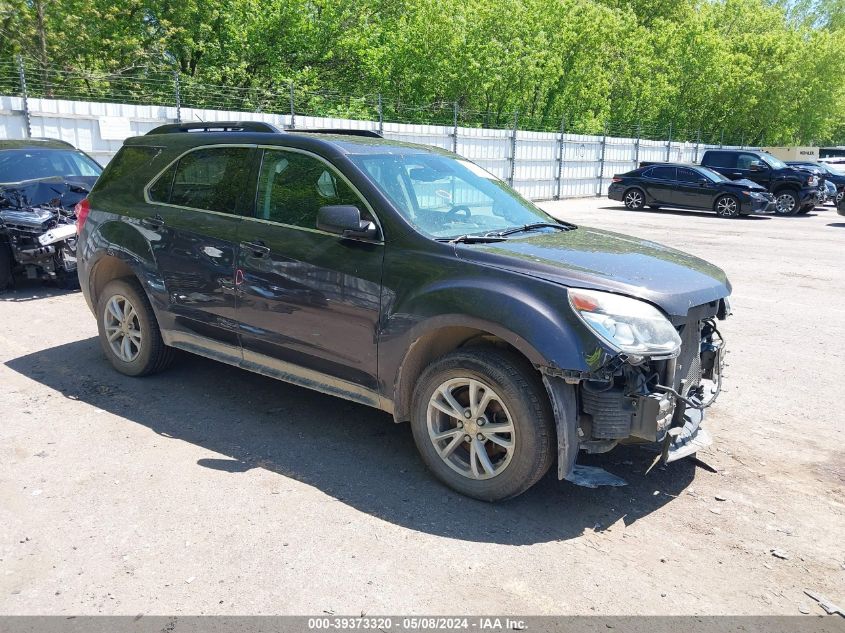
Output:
[317, 205, 378, 240]
[749, 161, 766, 172]
[698, 178, 710, 186]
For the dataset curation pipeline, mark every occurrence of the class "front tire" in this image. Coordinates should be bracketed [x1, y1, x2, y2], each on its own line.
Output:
[0, 240, 12, 291]
[410, 348, 555, 501]
[623, 188, 646, 210]
[714, 195, 740, 218]
[774, 190, 800, 215]
[96, 278, 174, 377]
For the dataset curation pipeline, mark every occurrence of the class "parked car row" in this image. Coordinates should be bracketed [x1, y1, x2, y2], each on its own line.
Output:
[609, 148, 840, 218]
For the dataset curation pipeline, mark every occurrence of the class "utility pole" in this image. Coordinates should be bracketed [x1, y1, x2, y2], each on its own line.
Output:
[597, 123, 608, 197]
[452, 101, 459, 153]
[666, 122, 673, 162]
[377, 94, 383, 136]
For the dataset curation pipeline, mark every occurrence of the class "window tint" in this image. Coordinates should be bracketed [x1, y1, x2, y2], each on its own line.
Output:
[647, 166, 676, 180]
[256, 149, 370, 229]
[96, 146, 161, 195]
[150, 147, 253, 215]
[737, 154, 758, 170]
[703, 152, 737, 168]
[677, 168, 701, 183]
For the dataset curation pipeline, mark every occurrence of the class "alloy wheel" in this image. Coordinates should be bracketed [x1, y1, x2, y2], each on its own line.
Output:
[775, 192, 797, 214]
[624, 190, 644, 209]
[426, 377, 515, 480]
[103, 294, 143, 362]
[716, 197, 738, 217]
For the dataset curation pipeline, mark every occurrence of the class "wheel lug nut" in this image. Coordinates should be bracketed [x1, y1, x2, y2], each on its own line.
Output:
[477, 419, 485, 426]
[476, 433, 484, 441]
[464, 435, 471, 442]
[463, 410, 471, 419]
[457, 421, 463, 428]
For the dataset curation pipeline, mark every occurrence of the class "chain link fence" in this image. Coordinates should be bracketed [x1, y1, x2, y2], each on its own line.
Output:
[0, 54, 748, 200]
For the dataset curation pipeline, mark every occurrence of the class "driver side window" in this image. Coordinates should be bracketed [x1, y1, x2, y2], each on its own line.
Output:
[256, 149, 371, 229]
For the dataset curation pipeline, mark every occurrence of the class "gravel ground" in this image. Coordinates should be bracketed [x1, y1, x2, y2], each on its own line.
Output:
[1, 197, 843, 616]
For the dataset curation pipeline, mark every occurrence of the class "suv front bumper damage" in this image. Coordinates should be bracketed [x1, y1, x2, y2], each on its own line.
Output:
[543, 303, 726, 485]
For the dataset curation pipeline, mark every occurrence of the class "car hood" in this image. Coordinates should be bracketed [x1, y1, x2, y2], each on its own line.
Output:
[723, 178, 767, 192]
[0, 176, 93, 210]
[456, 227, 730, 319]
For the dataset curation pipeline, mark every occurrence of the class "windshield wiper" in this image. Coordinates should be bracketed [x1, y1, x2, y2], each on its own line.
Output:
[436, 234, 509, 244]
[491, 221, 577, 237]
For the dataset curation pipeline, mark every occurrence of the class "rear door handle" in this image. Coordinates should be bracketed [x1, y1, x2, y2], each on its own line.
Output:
[141, 215, 164, 229]
[241, 240, 270, 257]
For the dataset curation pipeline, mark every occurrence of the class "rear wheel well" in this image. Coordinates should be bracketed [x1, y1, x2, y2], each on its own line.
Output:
[89, 256, 136, 307]
[393, 327, 541, 423]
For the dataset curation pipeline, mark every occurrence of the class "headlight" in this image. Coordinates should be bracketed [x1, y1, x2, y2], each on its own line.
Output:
[568, 288, 682, 360]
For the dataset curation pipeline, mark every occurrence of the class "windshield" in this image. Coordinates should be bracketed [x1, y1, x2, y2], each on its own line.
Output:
[759, 153, 787, 170]
[699, 166, 729, 182]
[0, 148, 102, 183]
[350, 153, 558, 239]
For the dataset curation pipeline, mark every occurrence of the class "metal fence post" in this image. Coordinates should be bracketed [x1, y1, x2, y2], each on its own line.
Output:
[740, 133, 744, 149]
[377, 94, 383, 136]
[173, 71, 182, 123]
[554, 115, 566, 200]
[17, 54, 32, 138]
[508, 110, 518, 187]
[665, 122, 673, 162]
[597, 123, 608, 197]
[720, 130, 724, 148]
[634, 122, 641, 169]
[452, 101, 459, 153]
[694, 129, 701, 163]
[289, 82, 296, 129]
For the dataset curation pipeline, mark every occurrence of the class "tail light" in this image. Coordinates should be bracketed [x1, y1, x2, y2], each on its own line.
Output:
[612, 177, 622, 183]
[75, 198, 90, 232]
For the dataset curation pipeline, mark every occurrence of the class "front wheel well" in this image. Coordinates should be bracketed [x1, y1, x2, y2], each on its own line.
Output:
[392, 327, 542, 423]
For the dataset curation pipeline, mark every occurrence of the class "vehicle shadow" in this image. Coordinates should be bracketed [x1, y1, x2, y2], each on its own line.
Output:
[602, 204, 771, 220]
[0, 278, 79, 302]
[827, 222, 845, 228]
[5, 337, 702, 545]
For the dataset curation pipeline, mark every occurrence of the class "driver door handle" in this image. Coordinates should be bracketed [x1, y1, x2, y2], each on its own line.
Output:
[241, 240, 270, 257]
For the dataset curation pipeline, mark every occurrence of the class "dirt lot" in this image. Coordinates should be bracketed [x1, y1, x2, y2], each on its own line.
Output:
[1, 198, 843, 616]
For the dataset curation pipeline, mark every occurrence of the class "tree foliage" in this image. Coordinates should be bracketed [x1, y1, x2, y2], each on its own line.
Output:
[1, 0, 843, 144]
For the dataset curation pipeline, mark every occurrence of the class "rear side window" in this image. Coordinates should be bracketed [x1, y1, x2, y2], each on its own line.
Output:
[256, 148, 370, 229]
[703, 152, 737, 168]
[737, 154, 759, 170]
[149, 146, 253, 215]
[94, 146, 161, 195]
[647, 166, 676, 180]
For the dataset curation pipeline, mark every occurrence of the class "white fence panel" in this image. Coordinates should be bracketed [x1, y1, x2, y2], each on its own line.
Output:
[0, 94, 746, 200]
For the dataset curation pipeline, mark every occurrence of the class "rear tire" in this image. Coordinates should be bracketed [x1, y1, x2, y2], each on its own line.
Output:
[410, 348, 555, 501]
[774, 190, 800, 215]
[623, 188, 645, 210]
[96, 278, 174, 377]
[714, 195, 740, 218]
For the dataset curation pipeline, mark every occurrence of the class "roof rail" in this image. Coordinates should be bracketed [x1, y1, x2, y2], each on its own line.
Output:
[31, 137, 75, 147]
[290, 128, 383, 139]
[146, 121, 280, 135]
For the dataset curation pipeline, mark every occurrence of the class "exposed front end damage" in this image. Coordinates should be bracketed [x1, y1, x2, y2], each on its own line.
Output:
[543, 299, 728, 482]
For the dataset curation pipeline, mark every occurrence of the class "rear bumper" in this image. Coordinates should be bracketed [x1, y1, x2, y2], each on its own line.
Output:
[607, 184, 625, 201]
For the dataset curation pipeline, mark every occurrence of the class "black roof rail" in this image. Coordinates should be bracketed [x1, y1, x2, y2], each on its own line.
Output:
[31, 137, 75, 147]
[290, 128, 383, 139]
[146, 121, 280, 135]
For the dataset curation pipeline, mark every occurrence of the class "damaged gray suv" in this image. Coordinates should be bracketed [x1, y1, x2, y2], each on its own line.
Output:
[77, 122, 730, 501]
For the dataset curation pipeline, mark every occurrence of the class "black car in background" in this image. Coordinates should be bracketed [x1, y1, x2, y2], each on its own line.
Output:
[787, 160, 845, 205]
[608, 162, 775, 218]
[0, 139, 102, 290]
[75, 122, 731, 501]
[699, 149, 817, 215]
